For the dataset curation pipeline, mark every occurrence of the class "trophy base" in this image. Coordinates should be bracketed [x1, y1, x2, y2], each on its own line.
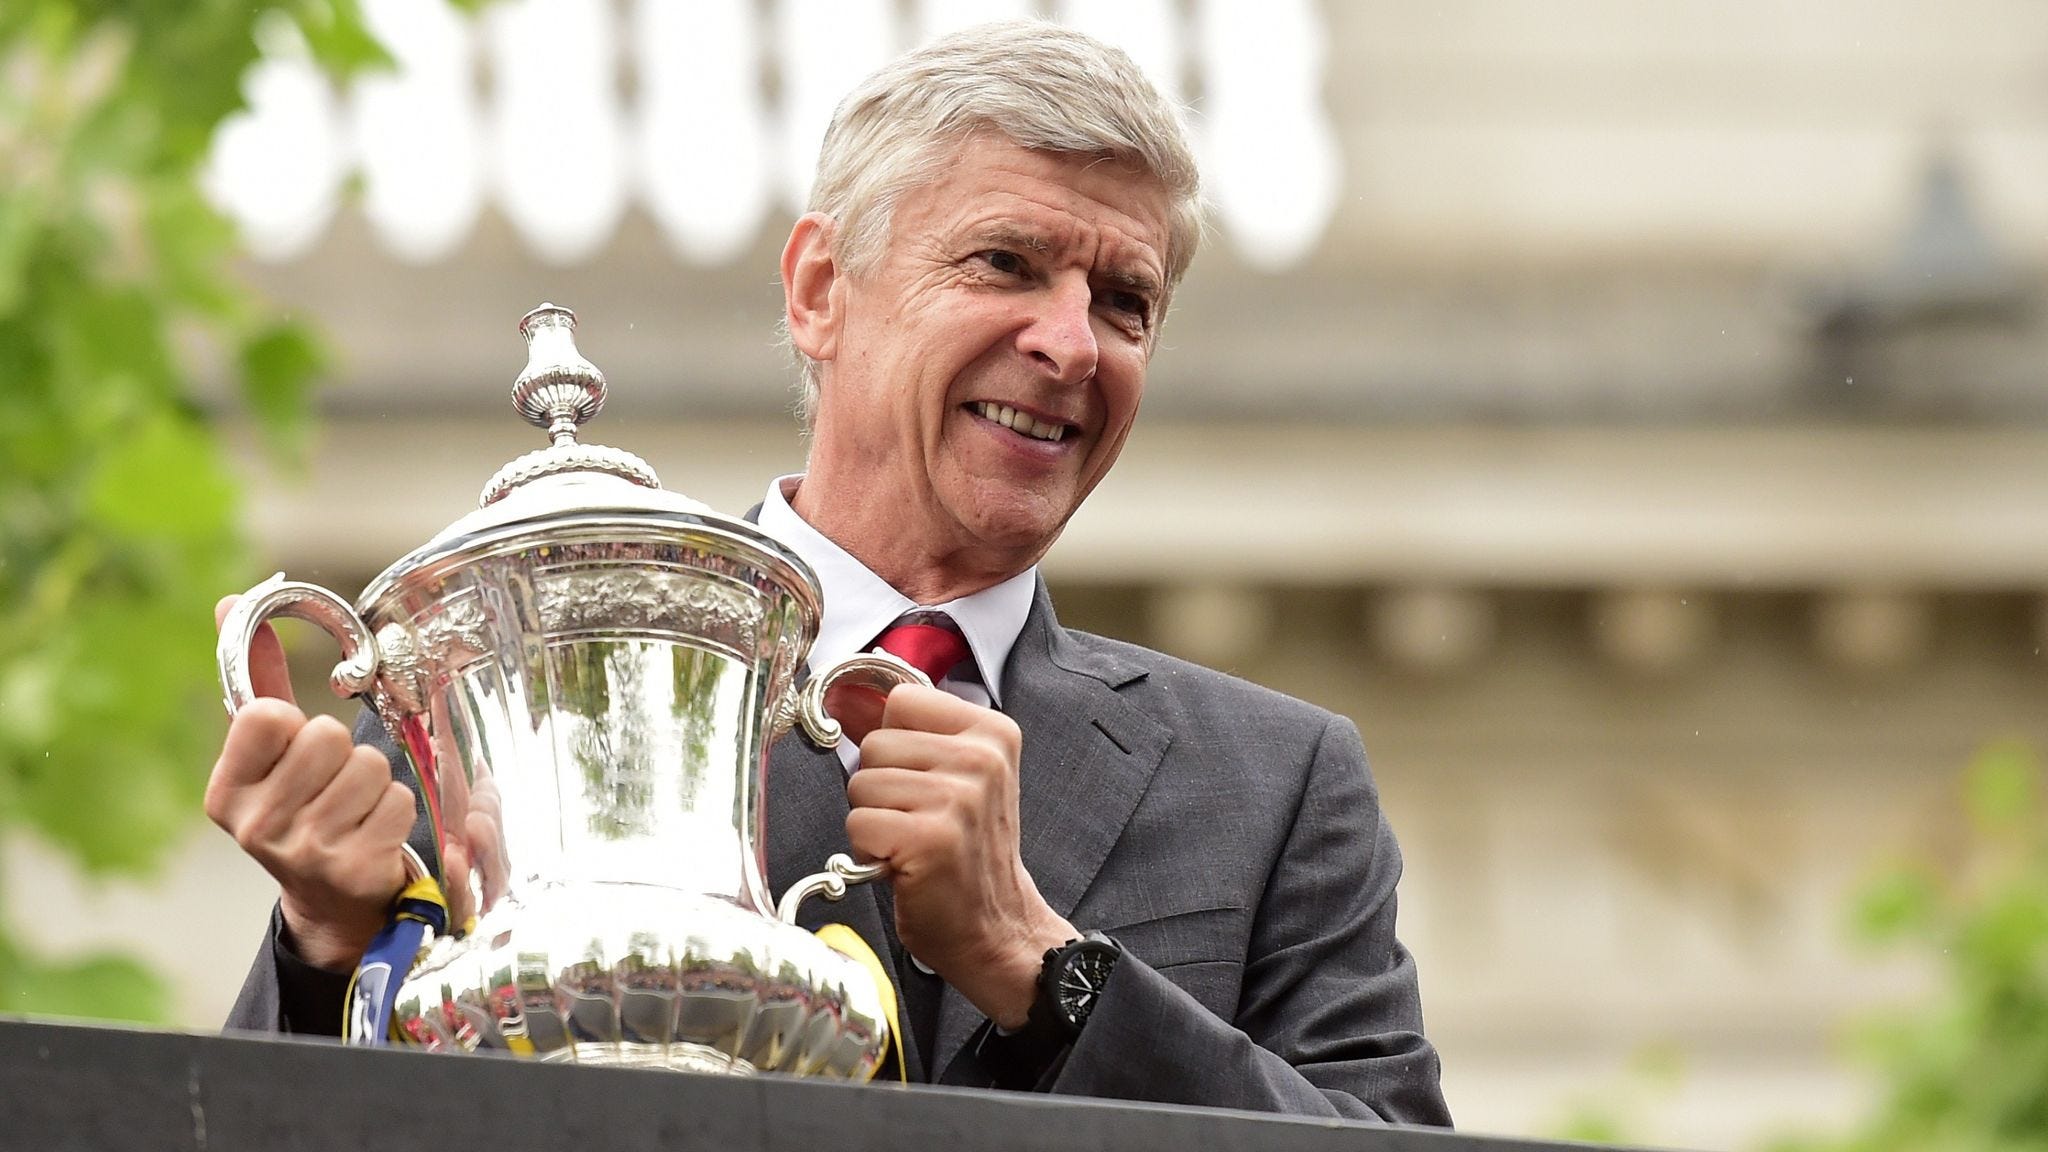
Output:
[389, 882, 886, 1079]
[550, 1041, 758, 1075]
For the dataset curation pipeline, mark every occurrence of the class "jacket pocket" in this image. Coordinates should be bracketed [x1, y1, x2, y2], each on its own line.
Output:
[1103, 902, 1248, 972]
[1143, 958, 1243, 1019]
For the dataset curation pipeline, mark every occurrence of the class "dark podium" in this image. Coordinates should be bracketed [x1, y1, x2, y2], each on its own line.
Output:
[1, 1017, 1624, 1152]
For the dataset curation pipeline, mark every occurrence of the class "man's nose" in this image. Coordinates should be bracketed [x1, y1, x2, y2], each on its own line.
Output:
[1016, 278, 1099, 385]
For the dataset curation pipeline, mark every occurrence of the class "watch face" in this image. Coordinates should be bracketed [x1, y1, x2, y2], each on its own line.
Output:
[1054, 942, 1118, 1028]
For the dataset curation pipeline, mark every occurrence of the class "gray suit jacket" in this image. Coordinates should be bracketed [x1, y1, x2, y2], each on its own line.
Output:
[228, 580, 1448, 1125]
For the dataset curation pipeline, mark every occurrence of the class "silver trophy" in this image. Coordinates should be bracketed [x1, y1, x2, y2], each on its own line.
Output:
[217, 305, 924, 1078]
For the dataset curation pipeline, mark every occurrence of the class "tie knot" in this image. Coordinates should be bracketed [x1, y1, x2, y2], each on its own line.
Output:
[873, 620, 971, 685]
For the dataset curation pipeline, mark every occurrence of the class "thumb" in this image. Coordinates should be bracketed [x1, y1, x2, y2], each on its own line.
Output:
[216, 594, 298, 706]
[440, 837, 477, 930]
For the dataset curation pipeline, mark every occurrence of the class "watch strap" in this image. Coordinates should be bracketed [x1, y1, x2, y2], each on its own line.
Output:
[973, 931, 1121, 1091]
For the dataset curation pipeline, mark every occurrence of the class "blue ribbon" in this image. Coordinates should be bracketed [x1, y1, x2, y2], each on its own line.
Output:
[343, 875, 449, 1046]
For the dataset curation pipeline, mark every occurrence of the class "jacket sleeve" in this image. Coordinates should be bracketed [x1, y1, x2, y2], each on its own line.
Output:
[223, 905, 352, 1036]
[221, 709, 429, 1038]
[1038, 715, 1451, 1125]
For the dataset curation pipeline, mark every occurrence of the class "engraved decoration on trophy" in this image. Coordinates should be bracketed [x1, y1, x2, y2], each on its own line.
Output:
[217, 304, 926, 1077]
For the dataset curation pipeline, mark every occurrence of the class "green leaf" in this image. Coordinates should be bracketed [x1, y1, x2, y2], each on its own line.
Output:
[16, 595, 223, 873]
[1823, 744, 2048, 1152]
[1965, 742, 2040, 836]
[0, 191, 52, 319]
[0, 655, 59, 750]
[141, 178, 240, 317]
[285, 0, 394, 77]
[238, 318, 326, 459]
[3, 944, 170, 1023]
[51, 284, 178, 411]
[1855, 865, 1941, 944]
[82, 414, 238, 543]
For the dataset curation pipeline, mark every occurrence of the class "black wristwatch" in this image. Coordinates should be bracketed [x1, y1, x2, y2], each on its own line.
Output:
[976, 931, 1124, 1090]
[1036, 930, 1122, 1035]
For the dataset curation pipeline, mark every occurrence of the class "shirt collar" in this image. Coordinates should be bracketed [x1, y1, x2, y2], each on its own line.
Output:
[757, 475, 1036, 705]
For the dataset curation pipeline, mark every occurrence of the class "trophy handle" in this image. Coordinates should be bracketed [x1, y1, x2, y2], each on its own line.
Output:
[778, 852, 891, 924]
[776, 649, 931, 922]
[217, 572, 379, 714]
[791, 648, 932, 748]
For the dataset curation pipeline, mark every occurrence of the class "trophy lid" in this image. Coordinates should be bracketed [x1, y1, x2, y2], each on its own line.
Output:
[428, 304, 717, 540]
[352, 303, 822, 615]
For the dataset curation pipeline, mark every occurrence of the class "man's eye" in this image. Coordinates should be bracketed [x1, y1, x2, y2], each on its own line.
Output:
[1106, 291, 1152, 327]
[980, 250, 1027, 276]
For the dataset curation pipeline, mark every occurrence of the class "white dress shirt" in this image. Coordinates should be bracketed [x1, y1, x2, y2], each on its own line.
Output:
[757, 475, 1036, 772]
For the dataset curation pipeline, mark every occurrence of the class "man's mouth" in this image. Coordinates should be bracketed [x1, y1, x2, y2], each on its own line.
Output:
[967, 401, 1071, 443]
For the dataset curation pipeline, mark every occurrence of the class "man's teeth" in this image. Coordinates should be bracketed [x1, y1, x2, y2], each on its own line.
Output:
[971, 402, 1067, 442]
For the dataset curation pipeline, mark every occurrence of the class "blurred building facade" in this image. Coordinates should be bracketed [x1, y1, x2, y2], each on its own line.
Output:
[12, 3, 2048, 1147]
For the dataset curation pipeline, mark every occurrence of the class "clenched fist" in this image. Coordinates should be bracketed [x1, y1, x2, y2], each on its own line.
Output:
[205, 597, 414, 972]
[844, 684, 1075, 1029]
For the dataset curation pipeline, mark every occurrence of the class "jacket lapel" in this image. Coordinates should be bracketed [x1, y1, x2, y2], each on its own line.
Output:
[931, 581, 1172, 1082]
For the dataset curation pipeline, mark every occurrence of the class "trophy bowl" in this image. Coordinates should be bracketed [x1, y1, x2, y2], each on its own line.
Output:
[217, 305, 918, 1077]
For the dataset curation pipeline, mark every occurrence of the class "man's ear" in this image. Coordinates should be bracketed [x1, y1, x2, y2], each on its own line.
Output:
[782, 212, 841, 364]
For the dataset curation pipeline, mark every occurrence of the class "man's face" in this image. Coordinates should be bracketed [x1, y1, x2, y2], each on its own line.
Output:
[800, 135, 1172, 583]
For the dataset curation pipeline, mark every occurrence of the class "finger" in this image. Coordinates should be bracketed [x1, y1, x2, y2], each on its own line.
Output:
[844, 805, 922, 866]
[216, 595, 297, 705]
[846, 808, 958, 893]
[210, 697, 307, 797]
[262, 713, 362, 819]
[441, 839, 477, 928]
[845, 765, 948, 812]
[464, 809, 507, 909]
[302, 742, 398, 840]
[859, 727, 1009, 778]
[308, 801, 411, 909]
[876, 683, 999, 737]
[362, 781, 419, 847]
[440, 749, 472, 810]
[466, 775, 503, 823]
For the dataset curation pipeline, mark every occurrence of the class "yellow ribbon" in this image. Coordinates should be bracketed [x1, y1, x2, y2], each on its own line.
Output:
[813, 923, 906, 1083]
[392, 874, 449, 920]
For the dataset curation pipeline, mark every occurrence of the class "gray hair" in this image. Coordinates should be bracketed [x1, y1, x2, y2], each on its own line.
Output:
[790, 19, 1204, 426]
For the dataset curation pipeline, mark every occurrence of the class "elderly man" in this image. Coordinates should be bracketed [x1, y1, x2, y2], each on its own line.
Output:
[210, 21, 1449, 1125]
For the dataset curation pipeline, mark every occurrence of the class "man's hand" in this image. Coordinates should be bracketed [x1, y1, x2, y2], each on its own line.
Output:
[205, 597, 414, 972]
[845, 685, 1075, 1029]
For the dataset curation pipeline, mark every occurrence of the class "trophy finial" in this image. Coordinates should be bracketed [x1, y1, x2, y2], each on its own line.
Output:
[479, 303, 663, 507]
[513, 304, 605, 446]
